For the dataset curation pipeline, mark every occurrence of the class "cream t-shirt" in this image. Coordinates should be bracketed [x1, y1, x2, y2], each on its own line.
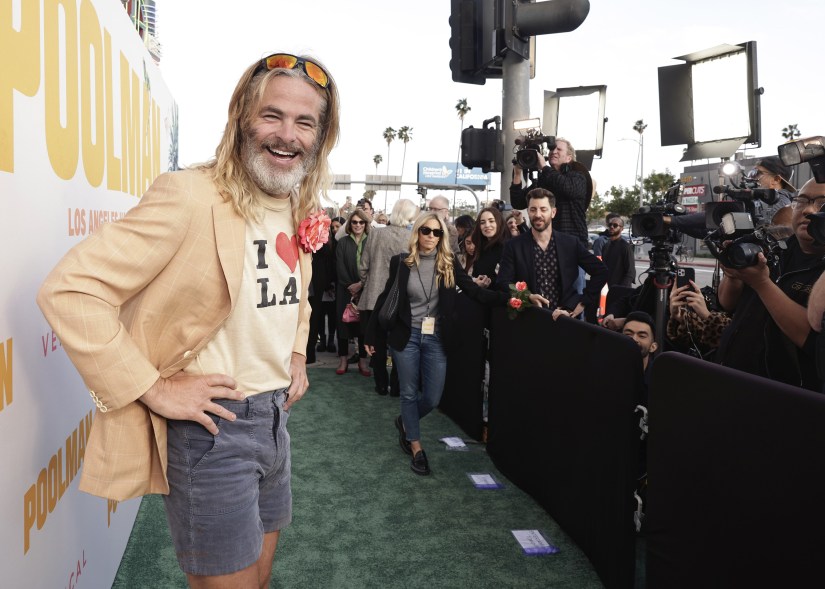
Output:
[185, 195, 301, 396]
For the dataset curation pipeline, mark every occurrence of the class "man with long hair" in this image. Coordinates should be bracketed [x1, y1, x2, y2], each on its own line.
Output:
[38, 53, 340, 587]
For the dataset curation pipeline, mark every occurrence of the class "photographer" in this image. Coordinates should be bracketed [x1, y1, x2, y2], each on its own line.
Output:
[750, 156, 795, 221]
[714, 178, 825, 391]
[510, 138, 590, 247]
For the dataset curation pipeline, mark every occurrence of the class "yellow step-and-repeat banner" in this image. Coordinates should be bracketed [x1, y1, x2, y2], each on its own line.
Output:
[1, 1, 178, 586]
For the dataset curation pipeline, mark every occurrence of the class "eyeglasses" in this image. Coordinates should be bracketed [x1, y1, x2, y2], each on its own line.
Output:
[257, 53, 330, 88]
[350, 220, 366, 226]
[418, 227, 444, 237]
[791, 196, 825, 210]
[608, 223, 623, 228]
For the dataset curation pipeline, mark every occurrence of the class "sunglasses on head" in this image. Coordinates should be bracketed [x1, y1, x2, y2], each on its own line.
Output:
[257, 53, 330, 88]
[419, 226, 444, 238]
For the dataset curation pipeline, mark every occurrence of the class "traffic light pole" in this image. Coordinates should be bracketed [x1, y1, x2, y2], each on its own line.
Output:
[500, 51, 531, 201]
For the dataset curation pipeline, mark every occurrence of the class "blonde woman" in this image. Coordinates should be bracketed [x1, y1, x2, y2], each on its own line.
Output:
[366, 212, 505, 475]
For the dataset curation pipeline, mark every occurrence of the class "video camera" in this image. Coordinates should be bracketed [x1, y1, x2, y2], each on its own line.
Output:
[703, 182, 784, 270]
[779, 135, 825, 183]
[512, 130, 556, 172]
[630, 181, 686, 241]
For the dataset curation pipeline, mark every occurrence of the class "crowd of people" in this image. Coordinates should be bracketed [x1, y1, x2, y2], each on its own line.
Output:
[314, 146, 825, 496]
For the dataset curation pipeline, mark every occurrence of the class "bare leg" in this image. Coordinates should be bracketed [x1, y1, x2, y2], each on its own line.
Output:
[186, 530, 280, 589]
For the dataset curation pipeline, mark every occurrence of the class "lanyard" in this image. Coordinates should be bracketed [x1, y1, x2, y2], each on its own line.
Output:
[415, 261, 437, 316]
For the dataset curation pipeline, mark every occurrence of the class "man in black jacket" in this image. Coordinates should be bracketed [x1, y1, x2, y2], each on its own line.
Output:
[715, 178, 825, 391]
[497, 188, 607, 320]
[510, 138, 590, 247]
[601, 215, 636, 288]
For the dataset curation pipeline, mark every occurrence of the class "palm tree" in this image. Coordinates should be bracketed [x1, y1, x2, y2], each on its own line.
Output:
[382, 127, 396, 209]
[781, 124, 801, 141]
[632, 119, 647, 207]
[397, 126, 413, 185]
[454, 99, 471, 200]
[372, 154, 382, 175]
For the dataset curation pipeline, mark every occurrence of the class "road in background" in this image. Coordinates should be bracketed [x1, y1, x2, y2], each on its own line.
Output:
[632, 259, 719, 290]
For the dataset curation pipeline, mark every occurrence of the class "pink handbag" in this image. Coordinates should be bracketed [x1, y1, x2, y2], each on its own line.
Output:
[342, 299, 360, 323]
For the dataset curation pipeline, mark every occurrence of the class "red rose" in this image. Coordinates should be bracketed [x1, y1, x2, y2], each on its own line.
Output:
[515, 281, 527, 292]
[509, 297, 523, 310]
[298, 211, 331, 253]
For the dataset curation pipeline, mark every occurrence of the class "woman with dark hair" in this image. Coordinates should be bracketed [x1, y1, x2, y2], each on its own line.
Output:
[365, 212, 505, 475]
[466, 206, 510, 288]
[315, 216, 344, 354]
[307, 216, 341, 361]
[453, 214, 475, 253]
[336, 209, 370, 375]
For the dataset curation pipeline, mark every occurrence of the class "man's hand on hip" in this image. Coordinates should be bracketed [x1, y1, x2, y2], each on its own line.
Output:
[140, 372, 242, 435]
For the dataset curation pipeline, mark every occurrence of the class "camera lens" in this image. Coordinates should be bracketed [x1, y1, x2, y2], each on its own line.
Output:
[727, 242, 762, 268]
[515, 149, 539, 170]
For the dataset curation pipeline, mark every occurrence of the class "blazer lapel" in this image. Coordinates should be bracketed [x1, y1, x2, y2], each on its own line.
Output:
[213, 201, 246, 308]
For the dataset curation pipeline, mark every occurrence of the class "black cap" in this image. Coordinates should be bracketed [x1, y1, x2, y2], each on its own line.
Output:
[756, 156, 794, 191]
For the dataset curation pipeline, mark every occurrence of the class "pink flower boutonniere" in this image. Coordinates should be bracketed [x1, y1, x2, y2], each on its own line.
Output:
[297, 210, 331, 254]
[507, 282, 534, 319]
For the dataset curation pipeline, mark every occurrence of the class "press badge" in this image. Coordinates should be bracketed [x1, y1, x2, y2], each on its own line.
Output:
[422, 316, 435, 334]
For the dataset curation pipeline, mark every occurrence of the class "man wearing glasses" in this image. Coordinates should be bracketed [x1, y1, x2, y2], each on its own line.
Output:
[38, 53, 339, 586]
[715, 178, 825, 391]
[600, 216, 636, 288]
[427, 194, 460, 252]
[749, 156, 794, 223]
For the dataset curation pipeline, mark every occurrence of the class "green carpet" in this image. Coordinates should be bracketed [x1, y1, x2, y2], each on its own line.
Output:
[112, 354, 603, 588]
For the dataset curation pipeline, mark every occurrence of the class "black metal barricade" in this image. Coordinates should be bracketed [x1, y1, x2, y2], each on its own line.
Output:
[646, 352, 825, 589]
[486, 306, 643, 589]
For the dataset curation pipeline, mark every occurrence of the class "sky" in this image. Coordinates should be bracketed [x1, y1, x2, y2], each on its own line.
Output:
[157, 0, 824, 212]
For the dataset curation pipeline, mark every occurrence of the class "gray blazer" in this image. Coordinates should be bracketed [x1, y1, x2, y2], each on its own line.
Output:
[358, 225, 412, 311]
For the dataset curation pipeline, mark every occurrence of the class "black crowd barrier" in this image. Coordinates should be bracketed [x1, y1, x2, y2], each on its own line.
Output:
[486, 307, 644, 589]
[645, 352, 825, 588]
[440, 293, 488, 440]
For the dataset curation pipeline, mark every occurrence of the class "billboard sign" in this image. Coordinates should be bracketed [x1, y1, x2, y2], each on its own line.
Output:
[417, 162, 491, 187]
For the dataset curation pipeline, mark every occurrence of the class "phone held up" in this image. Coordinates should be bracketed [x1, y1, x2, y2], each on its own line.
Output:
[676, 266, 696, 289]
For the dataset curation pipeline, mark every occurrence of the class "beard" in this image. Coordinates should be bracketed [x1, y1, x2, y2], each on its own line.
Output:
[242, 133, 318, 196]
[530, 216, 551, 232]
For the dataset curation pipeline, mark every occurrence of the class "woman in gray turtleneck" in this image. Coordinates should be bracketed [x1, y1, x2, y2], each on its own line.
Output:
[365, 211, 506, 476]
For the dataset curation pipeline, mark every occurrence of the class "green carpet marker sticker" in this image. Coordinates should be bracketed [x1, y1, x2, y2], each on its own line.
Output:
[468, 473, 504, 489]
[511, 530, 559, 555]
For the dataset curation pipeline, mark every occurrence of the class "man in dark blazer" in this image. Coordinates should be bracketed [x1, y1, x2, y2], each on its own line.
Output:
[497, 188, 607, 320]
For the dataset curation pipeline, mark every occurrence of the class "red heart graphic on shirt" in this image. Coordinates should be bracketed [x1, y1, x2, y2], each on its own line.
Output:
[276, 233, 299, 273]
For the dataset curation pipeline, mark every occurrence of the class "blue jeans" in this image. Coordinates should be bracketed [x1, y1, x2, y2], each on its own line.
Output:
[390, 327, 447, 442]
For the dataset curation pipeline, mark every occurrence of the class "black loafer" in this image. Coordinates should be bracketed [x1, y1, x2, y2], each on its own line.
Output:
[410, 450, 430, 476]
[375, 385, 389, 396]
[395, 416, 412, 455]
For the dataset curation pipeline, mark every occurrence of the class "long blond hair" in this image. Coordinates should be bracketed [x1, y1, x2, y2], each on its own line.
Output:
[194, 56, 340, 228]
[405, 212, 455, 289]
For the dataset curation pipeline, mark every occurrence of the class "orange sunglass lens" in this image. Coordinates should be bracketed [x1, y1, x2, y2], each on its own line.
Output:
[304, 61, 329, 87]
[266, 54, 298, 70]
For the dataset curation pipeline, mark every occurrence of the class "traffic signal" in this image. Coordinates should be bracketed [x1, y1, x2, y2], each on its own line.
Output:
[449, 0, 485, 85]
[460, 117, 503, 173]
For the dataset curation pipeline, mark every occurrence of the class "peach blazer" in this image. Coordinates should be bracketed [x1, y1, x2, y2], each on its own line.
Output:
[37, 169, 311, 501]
